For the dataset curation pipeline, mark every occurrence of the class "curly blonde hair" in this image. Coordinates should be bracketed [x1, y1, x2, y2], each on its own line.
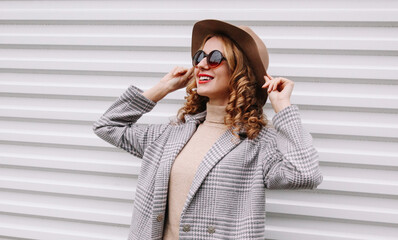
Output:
[177, 34, 268, 140]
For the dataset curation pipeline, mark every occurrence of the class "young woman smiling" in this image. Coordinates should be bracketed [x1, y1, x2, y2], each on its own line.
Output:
[94, 19, 323, 240]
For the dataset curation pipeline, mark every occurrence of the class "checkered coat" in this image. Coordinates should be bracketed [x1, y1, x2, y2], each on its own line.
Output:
[93, 85, 323, 240]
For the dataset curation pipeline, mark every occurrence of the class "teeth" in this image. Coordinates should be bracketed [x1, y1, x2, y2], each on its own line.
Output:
[199, 76, 213, 81]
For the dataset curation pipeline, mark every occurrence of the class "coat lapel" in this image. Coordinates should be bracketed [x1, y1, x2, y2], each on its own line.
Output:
[152, 109, 243, 222]
[152, 111, 206, 215]
[181, 128, 243, 216]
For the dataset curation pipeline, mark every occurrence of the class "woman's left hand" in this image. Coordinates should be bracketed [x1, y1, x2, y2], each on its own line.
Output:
[262, 74, 294, 113]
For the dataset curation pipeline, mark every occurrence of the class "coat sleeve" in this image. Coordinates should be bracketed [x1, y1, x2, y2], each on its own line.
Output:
[262, 105, 323, 189]
[92, 85, 169, 158]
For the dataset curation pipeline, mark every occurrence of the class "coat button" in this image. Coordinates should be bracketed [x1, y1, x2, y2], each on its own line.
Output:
[207, 226, 216, 234]
[183, 224, 191, 232]
[156, 214, 163, 222]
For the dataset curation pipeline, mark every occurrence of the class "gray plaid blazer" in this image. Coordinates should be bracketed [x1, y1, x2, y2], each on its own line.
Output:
[93, 85, 323, 240]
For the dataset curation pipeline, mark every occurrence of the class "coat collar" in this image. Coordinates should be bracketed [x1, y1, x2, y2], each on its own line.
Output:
[183, 110, 207, 124]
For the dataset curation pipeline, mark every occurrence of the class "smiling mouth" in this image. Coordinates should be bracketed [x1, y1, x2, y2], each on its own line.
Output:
[198, 75, 214, 84]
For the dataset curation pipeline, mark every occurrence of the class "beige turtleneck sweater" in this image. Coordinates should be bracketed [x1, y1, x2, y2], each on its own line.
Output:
[163, 102, 229, 240]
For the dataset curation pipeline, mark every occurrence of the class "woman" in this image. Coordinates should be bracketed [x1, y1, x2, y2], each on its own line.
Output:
[93, 19, 323, 240]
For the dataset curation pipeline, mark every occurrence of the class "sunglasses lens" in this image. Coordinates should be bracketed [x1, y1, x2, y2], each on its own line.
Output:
[193, 51, 205, 66]
[208, 50, 223, 67]
[193, 50, 225, 68]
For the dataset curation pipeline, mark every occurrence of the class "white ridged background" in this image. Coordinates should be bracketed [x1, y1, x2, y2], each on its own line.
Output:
[0, 1, 397, 240]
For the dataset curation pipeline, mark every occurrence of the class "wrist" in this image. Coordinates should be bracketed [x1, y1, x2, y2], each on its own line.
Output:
[274, 101, 291, 113]
[154, 82, 171, 96]
[143, 82, 170, 103]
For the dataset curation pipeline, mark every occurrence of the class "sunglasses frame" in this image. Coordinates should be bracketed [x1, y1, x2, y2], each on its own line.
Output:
[192, 50, 226, 68]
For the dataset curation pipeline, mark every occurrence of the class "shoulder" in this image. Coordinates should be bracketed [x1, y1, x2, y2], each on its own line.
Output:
[256, 105, 301, 142]
[242, 124, 276, 148]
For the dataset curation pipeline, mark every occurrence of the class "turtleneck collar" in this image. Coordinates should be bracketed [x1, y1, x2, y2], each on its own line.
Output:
[203, 102, 227, 125]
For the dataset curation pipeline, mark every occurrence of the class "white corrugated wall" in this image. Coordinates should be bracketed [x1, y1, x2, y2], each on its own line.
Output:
[0, 1, 397, 239]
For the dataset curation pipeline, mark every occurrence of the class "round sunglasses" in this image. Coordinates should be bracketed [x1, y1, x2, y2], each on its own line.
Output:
[192, 50, 226, 68]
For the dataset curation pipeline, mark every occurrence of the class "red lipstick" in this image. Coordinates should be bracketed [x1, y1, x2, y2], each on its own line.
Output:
[198, 73, 214, 84]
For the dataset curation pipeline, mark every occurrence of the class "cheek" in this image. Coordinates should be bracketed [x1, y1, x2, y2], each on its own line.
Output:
[218, 69, 231, 87]
[219, 64, 231, 76]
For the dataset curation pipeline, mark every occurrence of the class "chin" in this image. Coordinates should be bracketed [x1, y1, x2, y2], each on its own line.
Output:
[196, 87, 211, 97]
[196, 90, 208, 98]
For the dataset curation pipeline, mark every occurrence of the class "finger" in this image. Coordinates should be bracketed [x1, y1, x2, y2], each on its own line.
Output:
[182, 68, 194, 83]
[266, 73, 273, 80]
[268, 79, 276, 92]
[182, 67, 193, 79]
[262, 81, 270, 88]
[189, 70, 195, 81]
[270, 79, 279, 92]
[168, 66, 177, 76]
[263, 75, 272, 88]
[272, 78, 282, 91]
[173, 66, 184, 75]
[186, 66, 194, 77]
[177, 67, 193, 85]
[176, 67, 188, 76]
[266, 79, 273, 92]
[271, 78, 277, 92]
[178, 67, 187, 73]
[268, 81, 274, 93]
[275, 78, 289, 91]
[172, 66, 179, 75]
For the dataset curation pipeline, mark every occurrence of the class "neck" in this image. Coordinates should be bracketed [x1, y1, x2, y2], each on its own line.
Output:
[208, 98, 228, 106]
[204, 102, 227, 125]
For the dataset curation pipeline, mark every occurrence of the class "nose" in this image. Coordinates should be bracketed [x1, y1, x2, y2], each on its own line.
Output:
[196, 56, 209, 69]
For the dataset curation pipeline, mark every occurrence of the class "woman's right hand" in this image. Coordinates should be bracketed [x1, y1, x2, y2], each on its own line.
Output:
[160, 66, 195, 93]
[143, 66, 194, 103]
